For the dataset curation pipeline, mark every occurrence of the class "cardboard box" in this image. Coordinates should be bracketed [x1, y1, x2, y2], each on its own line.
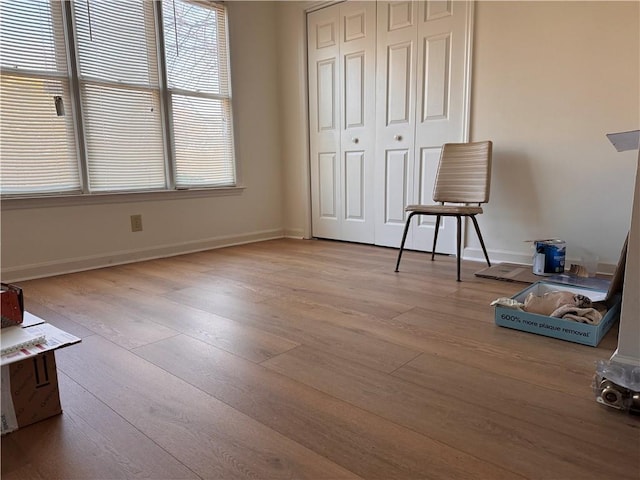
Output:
[495, 282, 622, 347]
[1, 351, 61, 434]
[1, 316, 81, 435]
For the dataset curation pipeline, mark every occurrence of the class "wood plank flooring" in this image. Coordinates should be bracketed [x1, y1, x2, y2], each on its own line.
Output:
[2, 238, 638, 479]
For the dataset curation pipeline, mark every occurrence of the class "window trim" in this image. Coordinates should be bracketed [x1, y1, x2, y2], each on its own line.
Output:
[0, 184, 245, 211]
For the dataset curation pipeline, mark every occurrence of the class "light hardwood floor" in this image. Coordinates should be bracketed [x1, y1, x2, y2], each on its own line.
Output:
[2, 238, 638, 479]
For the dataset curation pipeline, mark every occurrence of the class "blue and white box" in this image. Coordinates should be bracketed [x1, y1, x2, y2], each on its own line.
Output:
[494, 281, 622, 347]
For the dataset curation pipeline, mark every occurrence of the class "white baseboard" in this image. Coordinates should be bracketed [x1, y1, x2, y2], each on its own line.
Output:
[464, 247, 618, 275]
[283, 227, 306, 239]
[2, 228, 285, 282]
[463, 247, 532, 266]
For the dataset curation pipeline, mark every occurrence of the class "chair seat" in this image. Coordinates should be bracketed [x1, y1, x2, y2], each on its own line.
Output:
[405, 204, 483, 215]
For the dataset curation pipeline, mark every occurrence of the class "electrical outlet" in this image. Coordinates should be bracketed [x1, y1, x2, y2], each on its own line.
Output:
[130, 214, 143, 232]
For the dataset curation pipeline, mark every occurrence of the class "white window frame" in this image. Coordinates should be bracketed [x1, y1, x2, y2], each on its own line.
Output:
[0, 0, 240, 207]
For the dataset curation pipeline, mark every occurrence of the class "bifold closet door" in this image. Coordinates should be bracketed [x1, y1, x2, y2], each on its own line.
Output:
[374, 0, 473, 253]
[308, 2, 377, 243]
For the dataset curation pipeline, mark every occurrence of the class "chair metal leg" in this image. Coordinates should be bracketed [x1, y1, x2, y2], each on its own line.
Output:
[470, 215, 491, 267]
[431, 215, 441, 261]
[395, 212, 417, 272]
[456, 216, 462, 281]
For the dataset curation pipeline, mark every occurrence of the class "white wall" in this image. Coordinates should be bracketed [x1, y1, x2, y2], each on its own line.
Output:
[469, 1, 640, 271]
[2, 1, 638, 281]
[1, 1, 284, 281]
[276, 1, 312, 239]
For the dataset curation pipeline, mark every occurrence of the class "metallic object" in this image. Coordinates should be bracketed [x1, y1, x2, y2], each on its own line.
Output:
[594, 375, 640, 415]
[532, 252, 546, 275]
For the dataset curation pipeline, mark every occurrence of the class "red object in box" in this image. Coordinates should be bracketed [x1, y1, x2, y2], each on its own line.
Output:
[1, 284, 24, 328]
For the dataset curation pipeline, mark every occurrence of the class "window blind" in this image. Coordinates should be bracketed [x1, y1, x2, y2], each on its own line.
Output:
[0, 0, 80, 194]
[74, 0, 166, 192]
[162, 0, 235, 187]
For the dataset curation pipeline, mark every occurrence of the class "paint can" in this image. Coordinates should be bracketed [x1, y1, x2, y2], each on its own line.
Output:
[533, 239, 566, 275]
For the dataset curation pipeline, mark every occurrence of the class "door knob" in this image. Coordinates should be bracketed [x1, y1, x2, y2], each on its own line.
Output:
[394, 134, 403, 141]
[352, 137, 359, 144]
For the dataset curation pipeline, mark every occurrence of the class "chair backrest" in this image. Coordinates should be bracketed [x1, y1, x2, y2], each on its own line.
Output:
[432, 140, 492, 204]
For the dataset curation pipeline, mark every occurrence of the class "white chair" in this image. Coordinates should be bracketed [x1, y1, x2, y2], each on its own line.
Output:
[394, 140, 493, 281]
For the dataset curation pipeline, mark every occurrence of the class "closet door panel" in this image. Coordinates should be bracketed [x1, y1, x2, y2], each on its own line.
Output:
[411, 0, 473, 254]
[317, 59, 337, 130]
[309, 2, 375, 243]
[388, 1, 415, 31]
[374, 1, 418, 248]
[344, 53, 364, 129]
[384, 149, 410, 226]
[309, 6, 341, 239]
[345, 151, 365, 220]
[416, 0, 470, 145]
[386, 43, 413, 125]
[318, 152, 338, 219]
[339, 1, 377, 243]
[421, 34, 450, 122]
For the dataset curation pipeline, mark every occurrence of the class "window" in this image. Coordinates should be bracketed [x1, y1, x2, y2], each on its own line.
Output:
[0, 0, 235, 196]
[163, 0, 235, 187]
[0, 0, 79, 194]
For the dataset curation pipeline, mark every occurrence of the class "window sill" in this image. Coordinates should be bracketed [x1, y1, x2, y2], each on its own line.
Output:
[1, 186, 246, 210]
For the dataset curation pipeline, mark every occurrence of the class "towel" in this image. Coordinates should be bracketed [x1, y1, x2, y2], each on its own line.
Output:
[550, 304, 603, 325]
[523, 291, 592, 316]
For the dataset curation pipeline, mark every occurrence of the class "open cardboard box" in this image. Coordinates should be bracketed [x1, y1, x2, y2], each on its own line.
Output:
[1, 312, 81, 435]
[494, 238, 627, 347]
